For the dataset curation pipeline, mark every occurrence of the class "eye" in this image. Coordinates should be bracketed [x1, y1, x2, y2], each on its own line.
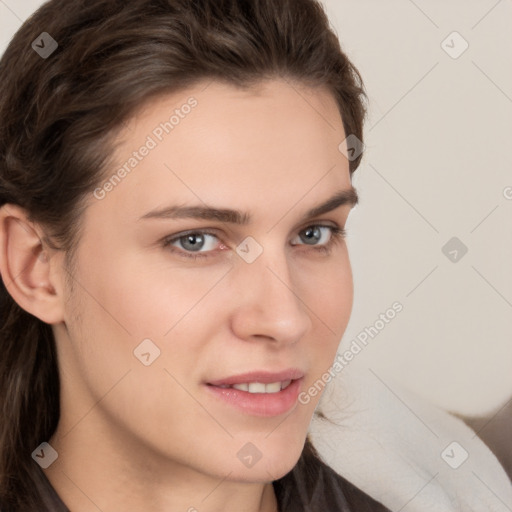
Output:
[163, 230, 222, 259]
[292, 225, 339, 246]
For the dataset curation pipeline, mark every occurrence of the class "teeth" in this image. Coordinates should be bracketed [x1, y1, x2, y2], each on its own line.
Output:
[232, 383, 249, 392]
[261, 382, 280, 393]
[281, 379, 291, 390]
[248, 382, 266, 393]
[229, 381, 292, 394]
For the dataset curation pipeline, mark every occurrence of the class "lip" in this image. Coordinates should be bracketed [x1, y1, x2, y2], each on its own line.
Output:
[206, 368, 305, 387]
[205, 368, 305, 417]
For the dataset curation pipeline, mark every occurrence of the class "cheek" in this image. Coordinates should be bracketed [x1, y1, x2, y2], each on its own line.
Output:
[61, 260, 222, 457]
[79, 247, 230, 339]
[302, 249, 353, 333]
[300, 252, 353, 381]
[64, 249, 232, 403]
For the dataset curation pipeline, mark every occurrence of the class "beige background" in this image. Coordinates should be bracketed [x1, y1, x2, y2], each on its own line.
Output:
[321, 0, 512, 416]
[1, 0, 511, 416]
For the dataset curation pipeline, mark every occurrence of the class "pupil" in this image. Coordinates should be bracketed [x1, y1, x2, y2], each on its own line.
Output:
[302, 227, 321, 245]
[183, 234, 204, 251]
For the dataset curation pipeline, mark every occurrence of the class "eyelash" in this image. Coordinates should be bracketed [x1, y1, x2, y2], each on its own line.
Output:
[161, 225, 347, 261]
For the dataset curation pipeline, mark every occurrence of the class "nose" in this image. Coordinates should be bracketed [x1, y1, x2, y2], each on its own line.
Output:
[229, 246, 312, 346]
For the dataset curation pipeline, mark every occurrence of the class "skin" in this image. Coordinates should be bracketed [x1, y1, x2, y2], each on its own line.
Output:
[0, 78, 356, 512]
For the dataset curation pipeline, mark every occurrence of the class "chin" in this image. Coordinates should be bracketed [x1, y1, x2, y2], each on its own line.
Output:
[226, 456, 302, 484]
[223, 434, 306, 483]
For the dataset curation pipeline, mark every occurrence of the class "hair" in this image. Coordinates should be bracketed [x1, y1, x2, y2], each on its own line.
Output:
[0, 0, 377, 510]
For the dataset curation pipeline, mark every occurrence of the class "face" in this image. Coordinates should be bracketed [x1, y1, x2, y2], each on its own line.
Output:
[51, 78, 355, 483]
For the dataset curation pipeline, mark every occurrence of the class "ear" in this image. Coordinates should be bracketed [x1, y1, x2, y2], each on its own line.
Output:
[0, 203, 65, 324]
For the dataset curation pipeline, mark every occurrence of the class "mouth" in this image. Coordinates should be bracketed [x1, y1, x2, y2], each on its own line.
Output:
[205, 369, 304, 417]
[212, 379, 293, 393]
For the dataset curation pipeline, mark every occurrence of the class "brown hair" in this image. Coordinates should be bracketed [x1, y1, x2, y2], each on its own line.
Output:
[0, 0, 376, 510]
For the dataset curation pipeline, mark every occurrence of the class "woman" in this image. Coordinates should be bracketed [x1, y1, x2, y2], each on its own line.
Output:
[0, 1, 509, 511]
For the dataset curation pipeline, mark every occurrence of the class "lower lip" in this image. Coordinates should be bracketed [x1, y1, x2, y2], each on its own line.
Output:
[205, 379, 302, 417]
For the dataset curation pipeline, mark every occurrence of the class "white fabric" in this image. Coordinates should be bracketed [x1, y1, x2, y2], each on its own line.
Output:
[309, 364, 512, 511]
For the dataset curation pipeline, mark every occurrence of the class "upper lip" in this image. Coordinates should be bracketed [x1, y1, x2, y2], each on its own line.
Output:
[207, 368, 305, 386]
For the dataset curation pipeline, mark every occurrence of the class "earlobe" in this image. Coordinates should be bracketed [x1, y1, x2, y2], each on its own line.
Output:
[0, 203, 65, 324]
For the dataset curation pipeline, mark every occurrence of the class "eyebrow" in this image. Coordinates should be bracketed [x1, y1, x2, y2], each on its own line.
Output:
[138, 187, 358, 225]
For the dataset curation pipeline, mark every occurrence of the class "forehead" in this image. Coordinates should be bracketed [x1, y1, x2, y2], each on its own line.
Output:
[93, 79, 351, 223]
